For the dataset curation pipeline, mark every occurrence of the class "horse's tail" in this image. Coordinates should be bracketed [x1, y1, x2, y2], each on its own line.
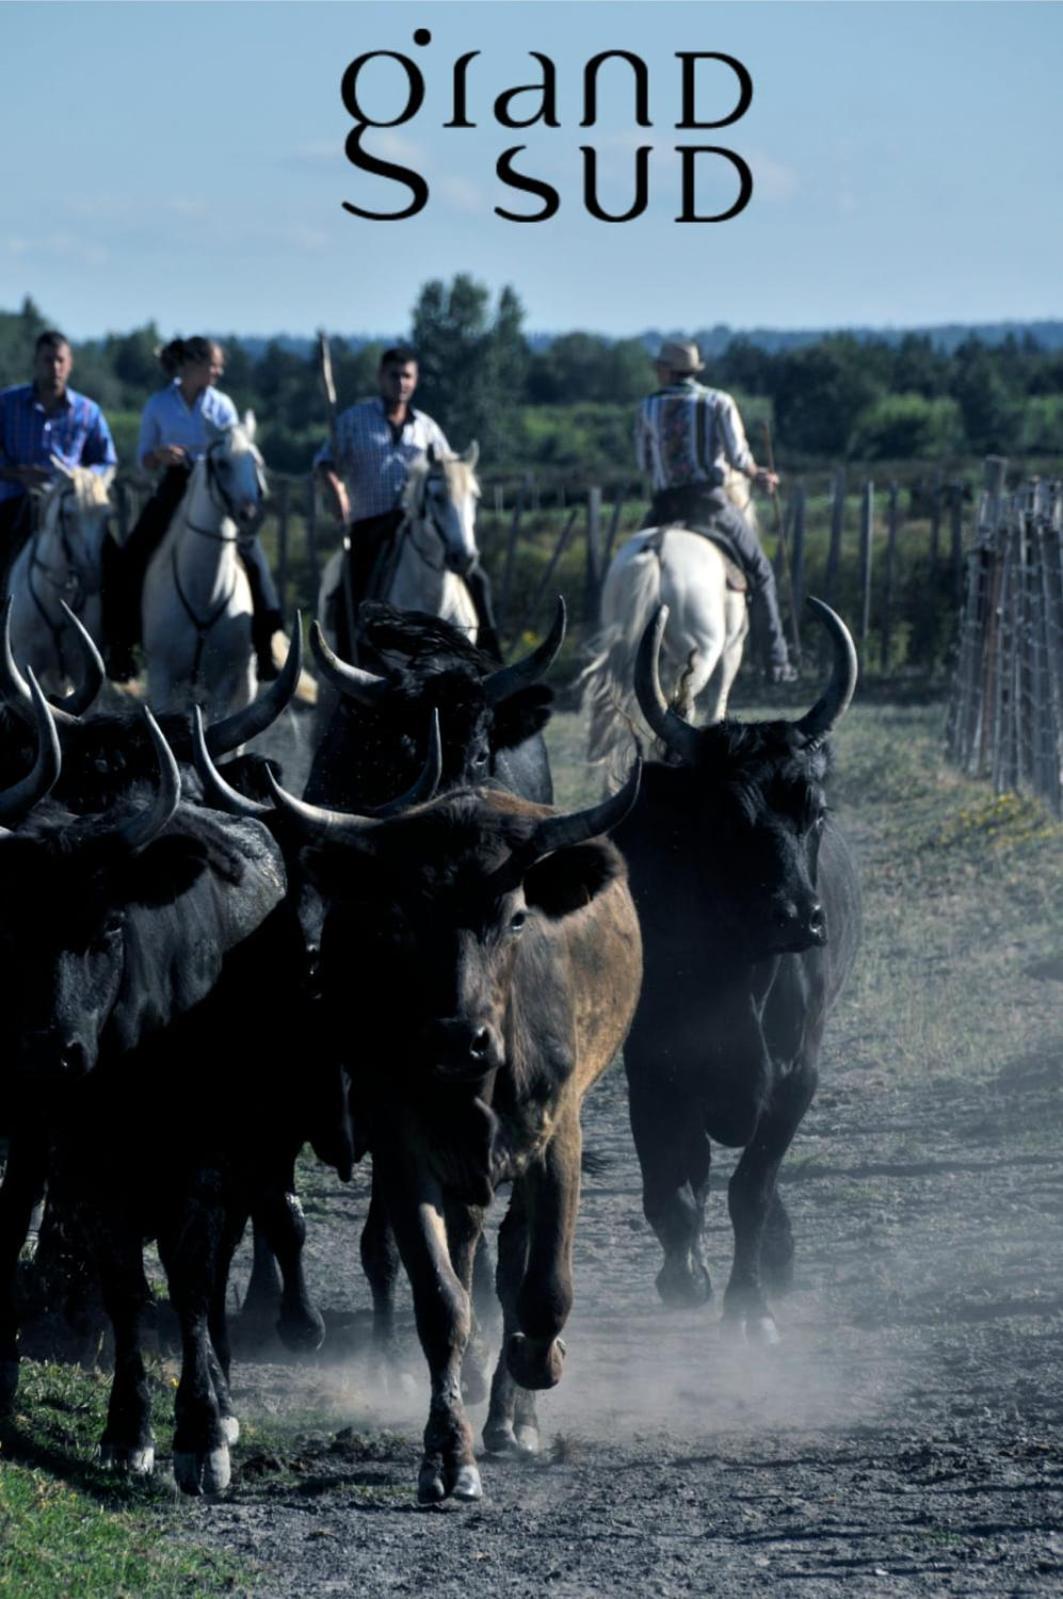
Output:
[579, 537, 662, 778]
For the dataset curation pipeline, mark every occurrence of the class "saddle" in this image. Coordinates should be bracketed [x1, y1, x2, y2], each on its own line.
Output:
[645, 525, 748, 593]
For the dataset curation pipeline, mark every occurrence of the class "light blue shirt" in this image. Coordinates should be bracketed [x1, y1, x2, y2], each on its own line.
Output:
[137, 382, 239, 469]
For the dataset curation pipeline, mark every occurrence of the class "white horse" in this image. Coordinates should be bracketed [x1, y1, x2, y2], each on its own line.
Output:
[7, 462, 114, 700]
[142, 413, 267, 716]
[582, 471, 756, 775]
[318, 442, 480, 650]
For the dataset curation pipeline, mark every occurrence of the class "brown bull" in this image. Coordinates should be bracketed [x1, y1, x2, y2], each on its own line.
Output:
[256, 764, 643, 1503]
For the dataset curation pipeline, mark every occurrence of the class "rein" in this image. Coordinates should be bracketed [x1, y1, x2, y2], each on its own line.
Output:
[170, 547, 237, 688]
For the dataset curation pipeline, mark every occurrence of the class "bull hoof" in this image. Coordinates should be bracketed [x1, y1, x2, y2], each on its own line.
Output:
[506, 1333, 565, 1391]
[483, 1419, 541, 1458]
[721, 1309, 780, 1346]
[417, 1461, 447, 1504]
[277, 1305, 326, 1354]
[656, 1259, 711, 1308]
[99, 1441, 156, 1475]
[451, 1463, 483, 1500]
[174, 1444, 231, 1496]
[219, 1415, 240, 1446]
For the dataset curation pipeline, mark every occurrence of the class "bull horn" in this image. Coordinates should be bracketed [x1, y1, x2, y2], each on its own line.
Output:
[109, 709, 181, 852]
[192, 706, 272, 819]
[794, 598, 859, 746]
[529, 754, 642, 860]
[0, 597, 77, 727]
[206, 614, 303, 755]
[264, 716, 443, 841]
[633, 606, 701, 767]
[309, 620, 390, 704]
[0, 667, 62, 826]
[483, 596, 566, 705]
[56, 601, 105, 716]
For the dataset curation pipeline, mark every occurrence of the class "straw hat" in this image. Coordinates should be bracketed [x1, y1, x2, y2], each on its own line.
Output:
[656, 339, 704, 374]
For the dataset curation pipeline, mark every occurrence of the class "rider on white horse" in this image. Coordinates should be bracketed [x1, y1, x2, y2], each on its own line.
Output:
[314, 345, 501, 661]
[635, 339, 796, 684]
[0, 329, 117, 594]
[102, 336, 283, 683]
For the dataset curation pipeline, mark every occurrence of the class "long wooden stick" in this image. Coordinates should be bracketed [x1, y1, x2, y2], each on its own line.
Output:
[760, 419, 802, 663]
[317, 330, 357, 655]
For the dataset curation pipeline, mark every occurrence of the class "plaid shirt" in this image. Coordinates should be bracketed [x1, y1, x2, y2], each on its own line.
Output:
[314, 397, 450, 523]
[635, 379, 755, 492]
[0, 384, 117, 505]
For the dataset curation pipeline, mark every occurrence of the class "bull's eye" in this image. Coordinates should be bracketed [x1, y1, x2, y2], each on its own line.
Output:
[509, 911, 527, 934]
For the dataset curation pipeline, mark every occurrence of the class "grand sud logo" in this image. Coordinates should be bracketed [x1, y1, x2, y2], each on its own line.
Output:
[340, 31, 754, 223]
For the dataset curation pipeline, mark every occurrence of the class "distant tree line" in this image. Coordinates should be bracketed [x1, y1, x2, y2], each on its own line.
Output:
[2, 280, 1061, 479]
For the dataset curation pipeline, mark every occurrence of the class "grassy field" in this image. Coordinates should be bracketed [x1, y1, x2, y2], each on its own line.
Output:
[2, 690, 1061, 1593]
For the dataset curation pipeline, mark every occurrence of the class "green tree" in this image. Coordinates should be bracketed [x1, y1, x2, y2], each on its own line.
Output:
[773, 338, 885, 457]
[410, 275, 528, 457]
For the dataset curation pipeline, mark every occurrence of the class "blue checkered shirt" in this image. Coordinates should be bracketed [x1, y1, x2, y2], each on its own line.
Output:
[314, 398, 450, 522]
[0, 384, 118, 506]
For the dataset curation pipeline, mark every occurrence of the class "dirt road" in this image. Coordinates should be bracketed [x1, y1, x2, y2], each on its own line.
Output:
[177, 702, 1063, 1596]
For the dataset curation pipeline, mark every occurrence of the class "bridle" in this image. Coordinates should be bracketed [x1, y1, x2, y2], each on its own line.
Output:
[401, 463, 476, 577]
[184, 435, 267, 543]
[25, 485, 104, 676]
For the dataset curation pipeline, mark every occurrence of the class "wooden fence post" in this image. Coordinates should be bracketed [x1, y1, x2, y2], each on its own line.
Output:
[949, 480, 966, 604]
[881, 481, 899, 671]
[859, 480, 874, 651]
[584, 485, 603, 626]
[790, 481, 806, 620]
[275, 479, 290, 617]
[304, 475, 320, 603]
[824, 467, 845, 604]
[603, 483, 626, 566]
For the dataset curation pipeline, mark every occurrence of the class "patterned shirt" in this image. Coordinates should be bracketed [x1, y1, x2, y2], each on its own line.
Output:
[0, 384, 118, 505]
[634, 379, 755, 492]
[314, 397, 450, 523]
[138, 381, 239, 468]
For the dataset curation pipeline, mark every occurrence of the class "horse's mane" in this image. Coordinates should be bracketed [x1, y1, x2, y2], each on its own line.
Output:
[40, 467, 112, 520]
[401, 451, 479, 513]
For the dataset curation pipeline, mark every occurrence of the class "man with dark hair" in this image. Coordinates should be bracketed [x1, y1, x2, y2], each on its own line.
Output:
[0, 331, 118, 590]
[315, 348, 500, 660]
[635, 339, 796, 683]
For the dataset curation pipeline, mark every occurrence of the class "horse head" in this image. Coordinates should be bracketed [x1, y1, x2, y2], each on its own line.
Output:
[409, 443, 480, 578]
[203, 412, 267, 529]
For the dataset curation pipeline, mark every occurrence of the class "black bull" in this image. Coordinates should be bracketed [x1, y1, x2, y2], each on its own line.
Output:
[612, 598, 862, 1337]
[245, 761, 644, 1504]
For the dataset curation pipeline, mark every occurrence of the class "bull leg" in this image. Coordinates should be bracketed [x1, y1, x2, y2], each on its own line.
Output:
[379, 1149, 480, 1504]
[627, 1074, 712, 1307]
[206, 1208, 245, 1449]
[0, 1128, 48, 1417]
[444, 1199, 489, 1405]
[360, 1163, 404, 1382]
[92, 1222, 156, 1474]
[158, 1172, 231, 1496]
[505, 1112, 581, 1394]
[484, 1182, 540, 1458]
[249, 1188, 324, 1353]
[724, 1060, 818, 1343]
[239, 1218, 282, 1344]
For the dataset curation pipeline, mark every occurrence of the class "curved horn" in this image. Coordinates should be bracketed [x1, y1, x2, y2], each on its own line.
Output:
[192, 706, 272, 819]
[110, 709, 181, 852]
[262, 716, 444, 842]
[633, 606, 701, 767]
[0, 597, 77, 727]
[56, 601, 105, 716]
[206, 614, 303, 755]
[528, 755, 641, 861]
[308, 620, 390, 704]
[483, 596, 566, 705]
[0, 668, 62, 826]
[793, 598, 859, 746]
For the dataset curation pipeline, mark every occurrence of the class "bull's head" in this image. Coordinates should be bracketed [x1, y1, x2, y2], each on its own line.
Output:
[0, 692, 207, 1084]
[633, 597, 858, 959]
[309, 597, 565, 796]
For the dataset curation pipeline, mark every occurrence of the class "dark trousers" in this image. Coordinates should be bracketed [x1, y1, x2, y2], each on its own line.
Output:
[0, 495, 34, 596]
[645, 484, 790, 669]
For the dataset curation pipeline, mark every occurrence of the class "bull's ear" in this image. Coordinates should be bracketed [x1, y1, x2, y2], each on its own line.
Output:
[112, 836, 210, 907]
[523, 839, 623, 920]
[491, 685, 553, 752]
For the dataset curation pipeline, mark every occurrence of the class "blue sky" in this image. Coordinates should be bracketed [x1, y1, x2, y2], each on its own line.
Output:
[2, 1, 1061, 339]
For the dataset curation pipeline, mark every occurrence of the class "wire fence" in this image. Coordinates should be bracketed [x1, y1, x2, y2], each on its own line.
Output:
[946, 461, 1063, 817]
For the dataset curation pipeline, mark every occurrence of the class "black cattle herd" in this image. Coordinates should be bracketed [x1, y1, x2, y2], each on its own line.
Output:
[0, 592, 861, 1504]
